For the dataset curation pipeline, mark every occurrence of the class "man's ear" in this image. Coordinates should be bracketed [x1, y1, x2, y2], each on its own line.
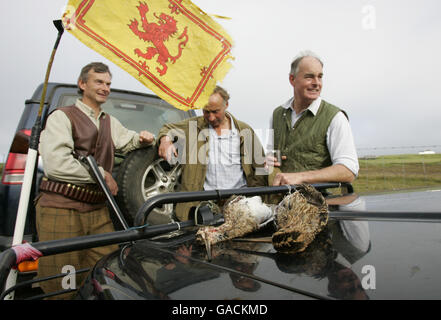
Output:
[78, 79, 86, 92]
[289, 74, 296, 86]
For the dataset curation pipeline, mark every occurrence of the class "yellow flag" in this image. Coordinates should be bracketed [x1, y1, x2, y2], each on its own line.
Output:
[62, 0, 234, 110]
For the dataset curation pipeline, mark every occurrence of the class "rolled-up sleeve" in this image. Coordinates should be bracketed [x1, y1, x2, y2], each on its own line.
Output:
[327, 112, 359, 176]
[110, 116, 143, 154]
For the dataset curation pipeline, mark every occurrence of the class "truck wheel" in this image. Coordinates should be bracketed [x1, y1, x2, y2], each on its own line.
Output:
[115, 147, 182, 226]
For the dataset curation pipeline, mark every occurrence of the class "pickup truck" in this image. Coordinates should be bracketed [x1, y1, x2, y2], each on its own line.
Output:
[0, 82, 196, 251]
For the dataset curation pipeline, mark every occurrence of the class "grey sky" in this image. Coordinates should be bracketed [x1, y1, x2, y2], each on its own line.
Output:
[1, 0, 441, 159]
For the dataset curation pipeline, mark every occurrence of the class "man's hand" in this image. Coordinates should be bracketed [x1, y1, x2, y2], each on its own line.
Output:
[272, 172, 305, 186]
[158, 136, 178, 162]
[272, 164, 356, 186]
[104, 170, 118, 195]
[139, 130, 155, 144]
[264, 155, 286, 169]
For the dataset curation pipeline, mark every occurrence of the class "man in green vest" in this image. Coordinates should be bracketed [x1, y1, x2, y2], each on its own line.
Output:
[268, 51, 359, 186]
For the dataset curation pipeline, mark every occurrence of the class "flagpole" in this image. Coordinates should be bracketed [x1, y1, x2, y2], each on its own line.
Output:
[3, 20, 64, 300]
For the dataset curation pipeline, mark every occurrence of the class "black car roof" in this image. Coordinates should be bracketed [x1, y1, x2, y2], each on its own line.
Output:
[86, 188, 441, 300]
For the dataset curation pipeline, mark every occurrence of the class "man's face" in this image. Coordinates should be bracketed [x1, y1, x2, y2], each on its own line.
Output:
[78, 70, 112, 107]
[290, 56, 323, 105]
[203, 93, 228, 128]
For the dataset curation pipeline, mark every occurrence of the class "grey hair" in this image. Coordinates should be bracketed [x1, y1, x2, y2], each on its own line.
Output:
[212, 85, 230, 105]
[290, 50, 323, 76]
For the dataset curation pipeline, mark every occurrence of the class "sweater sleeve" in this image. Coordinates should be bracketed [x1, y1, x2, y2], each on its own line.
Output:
[38, 110, 96, 184]
[109, 116, 144, 154]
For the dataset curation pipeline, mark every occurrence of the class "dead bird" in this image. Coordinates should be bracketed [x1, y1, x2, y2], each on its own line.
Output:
[272, 184, 328, 253]
[196, 196, 274, 260]
[196, 184, 328, 259]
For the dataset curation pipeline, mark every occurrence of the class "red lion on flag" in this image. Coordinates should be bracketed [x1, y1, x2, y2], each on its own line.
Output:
[128, 1, 189, 76]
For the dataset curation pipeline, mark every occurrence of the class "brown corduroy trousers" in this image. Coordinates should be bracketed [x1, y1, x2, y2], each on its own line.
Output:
[35, 203, 119, 299]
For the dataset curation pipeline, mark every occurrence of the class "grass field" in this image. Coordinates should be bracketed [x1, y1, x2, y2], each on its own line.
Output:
[353, 154, 441, 194]
[0, 154, 440, 194]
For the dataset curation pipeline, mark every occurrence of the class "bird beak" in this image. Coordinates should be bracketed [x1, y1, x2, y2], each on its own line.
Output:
[203, 233, 212, 261]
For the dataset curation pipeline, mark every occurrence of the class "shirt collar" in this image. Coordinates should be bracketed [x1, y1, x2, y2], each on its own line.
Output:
[75, 98, 105, 118]
[208, 112, 238, 137]
[283, 96, 322, 116]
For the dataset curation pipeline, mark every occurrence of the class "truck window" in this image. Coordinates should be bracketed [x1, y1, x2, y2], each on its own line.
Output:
[58, 94, 188, 134]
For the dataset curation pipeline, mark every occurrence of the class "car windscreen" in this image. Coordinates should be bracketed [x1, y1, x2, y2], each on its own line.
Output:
[58, 93, 189, 135]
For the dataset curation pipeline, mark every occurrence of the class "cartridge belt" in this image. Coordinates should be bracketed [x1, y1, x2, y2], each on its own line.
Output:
[40, 177, 106, 204]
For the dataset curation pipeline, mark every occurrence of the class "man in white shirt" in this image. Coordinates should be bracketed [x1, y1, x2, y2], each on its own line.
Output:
[268, 51, 359, 186]
[157, 86, 266, 221]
